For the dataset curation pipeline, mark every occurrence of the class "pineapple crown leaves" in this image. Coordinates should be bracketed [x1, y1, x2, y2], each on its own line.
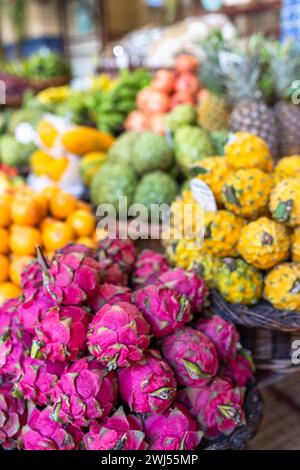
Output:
[268, 39, 300, 100]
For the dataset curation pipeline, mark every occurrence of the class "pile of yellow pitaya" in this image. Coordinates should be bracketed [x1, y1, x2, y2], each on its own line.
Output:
[0, 239, 254, 450]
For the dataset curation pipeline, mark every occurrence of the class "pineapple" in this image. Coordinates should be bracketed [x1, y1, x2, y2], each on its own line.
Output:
[190, 157, 232, 205]
[216, 257, 263, 305]
[203, 210, 246, 258]
[198, 31, 230, 132]
[222, 168, 273, 220]
[264, 262, 300, 310]
[225, 132, 273, 172]
[220, 37, 278, 156]
[269, 178, 300, 227]
[237, 217, 290, 270]
[269, 41, 300, 156]
[292, 227, 300, 263]
[274, 156, 300, 183]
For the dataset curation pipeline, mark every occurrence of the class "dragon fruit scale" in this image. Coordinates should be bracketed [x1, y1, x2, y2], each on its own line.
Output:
[98, 237, 136, 275]
[161, 327, 218, 387]
[56, 243, 97, 259]
[177, 377, 246, 439]
[83, 407, 147, 450]
[223, 349, 255, 387]
[87, 302, 151, 369]
[134, 285, 192, 338]
[51, 358, 118, 428]
[131, 249, 169, 289]
[21, 259, 43, 294]
[158, 268, 208, 312]
[118, 351, 177, 414]
[144, 405, 203, 451]
[19, 288, 55, 334]
[13, 357, 65, 407]
[195, 315, 240, 362]
[0, 298, 22, 336]
[21, 404, 76, 450]
[0, 383, 26, 449]
[86, 283, 132, 313]
[32, 306, 91, 362]
[40, 249, 101, 305]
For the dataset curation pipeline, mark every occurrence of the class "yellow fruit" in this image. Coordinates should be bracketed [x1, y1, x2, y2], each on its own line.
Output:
[0, 195, 12, 227]
[62, 126, 115, 155]
[0, 255, 9, 283]
[9, 226, 42, 256]
[264, 262, 300, 310]
[76, 237, 97, 249]
[67, 209, 96, 237]
[238, 217, 290, 270]
[190, 157, 232, 205]
[37, 86, 71, 104]
[269, 178, 300, 227]
[170, 191, 204, 240]
[11, 193, 42, 226]
[9, 255, 34, 286]
[0, 228, 9, 254]
[222, 168, 274, 220]
[31, 150, 69, 181]
[274, 156, 300, 183]
[292, 227, 300, 263]
[48, 157, 69, 181]
[42, 221, 75, 252]
[0, 282, 22, 305]
[50, 190, 77, 220]
[198, 93, 230, 132]
[203, 210, 246, 258]
[38, 119, 58, 148]
[225, 132, 273, 172]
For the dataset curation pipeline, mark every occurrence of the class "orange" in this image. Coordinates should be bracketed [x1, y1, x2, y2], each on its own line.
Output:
[40, 217, 56, 232]
[42, 221, 75, 252]
[67, 209, 96, 237]
[40, 186, 59, 202]
[9, 255, 34, 286]
[0, 282, 22, 306]
[0, 255, 9, 283]
[76, 237, 97, 249]
[50, 190, 77, 220]
[38, 120, 58, 148]
[76, 200, 92, 213]
[9, 226, 42, 256]
[94, 227, 108, 242]
[0, 228, 9, 254]
[11, 194, 42, 226]
[0, 195, 12, 227]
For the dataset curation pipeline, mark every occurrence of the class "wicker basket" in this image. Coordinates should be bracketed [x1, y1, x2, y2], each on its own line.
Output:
[203, 381, 263, 450]
[211, 290, 300, 374]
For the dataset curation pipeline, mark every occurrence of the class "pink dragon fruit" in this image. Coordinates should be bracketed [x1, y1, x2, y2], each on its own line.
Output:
[195, 315, 240, 362]
[134, 285, 192, 338]
[223, 349, 255, 387]
[99, 257, 129, 286]
[56, 243, 97, 259]
[19, 288, 55, 333]
[21, 259, 43, 293]
[158, 268, 208, 313]
[131, 249, 169, 289]
[14, 357, 65, 406]
[98, 237, 136, 275]
[144, 405, 203, 450]
[32, 306, 91, 362]
[86, 283, 132, 313]
[83, 407, 147, 450]
[177, 377, 246, 439]
[51, 357, 118, 427]
[41, 250, 101, 305]
[161, 327, 218, 387]
[21, 404, 76, 450]
[87, 302, 151, 369]
[118, 350, 177, 414]
[0, 298, 22, 336]
[0, 383, 26, 449]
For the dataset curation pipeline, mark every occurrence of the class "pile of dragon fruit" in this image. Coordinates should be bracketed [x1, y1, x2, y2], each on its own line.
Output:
[0, 239, 254, 450]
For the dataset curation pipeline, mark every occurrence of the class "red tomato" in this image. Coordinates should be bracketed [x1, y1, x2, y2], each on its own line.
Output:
[170, 91, 195, 109]
[175, 54, 198, 73]
[175, 73, 199, 95]
[125, 111, 149, 132]
[149, 113, 166, 135]
[152, 69, 176, 94]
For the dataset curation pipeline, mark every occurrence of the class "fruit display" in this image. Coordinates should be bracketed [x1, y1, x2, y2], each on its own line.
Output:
[0, 239, 256, 450]
[166, 130, 300, 311]
[0, 184, 96, 302]
[125, 55, 200, 134]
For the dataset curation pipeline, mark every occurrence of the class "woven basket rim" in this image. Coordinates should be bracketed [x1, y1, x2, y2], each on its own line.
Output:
[202, 380, 263, 450]
[210, 290, 300, 332]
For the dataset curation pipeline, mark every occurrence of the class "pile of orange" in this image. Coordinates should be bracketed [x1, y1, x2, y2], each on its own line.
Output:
[0, 184, 97, 305]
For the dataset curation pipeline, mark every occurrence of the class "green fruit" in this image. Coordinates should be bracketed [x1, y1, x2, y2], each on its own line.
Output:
[8, 108, 44, 134]
[211, 130, 229, 156]
[165, 104, 197, 132]
[174, 126, 214, 176]
[108, 131, 139, 165]
[91, 162, 137, 213]
[0, 135, 36, 168]
[133, 171, 178, 212]
[133, 131, 173, 175]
